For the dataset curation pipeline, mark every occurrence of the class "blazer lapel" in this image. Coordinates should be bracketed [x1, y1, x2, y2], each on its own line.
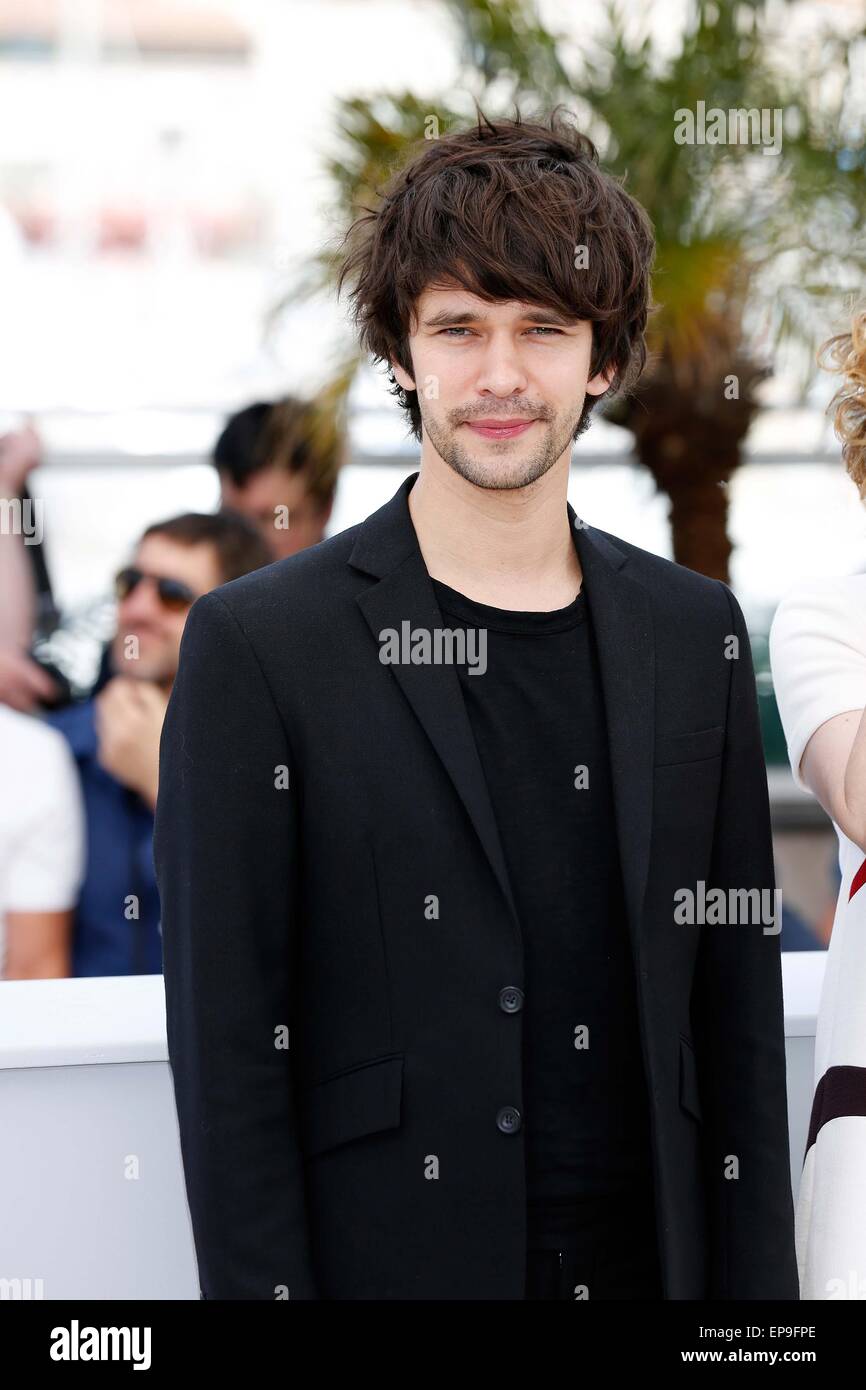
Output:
[572, 508, 656, 962]
[349, 472, 655, 963]
[351, 474, 521, 942]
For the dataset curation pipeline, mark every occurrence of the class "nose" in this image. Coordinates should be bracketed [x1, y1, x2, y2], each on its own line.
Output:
[474, 330, 530, 399]
[119, 576, 163, 627]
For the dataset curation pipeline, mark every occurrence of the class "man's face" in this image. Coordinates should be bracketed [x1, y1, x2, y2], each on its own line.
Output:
[391, 287, 612, 491]
[111, 534, 223, 684]
[220, 464, 331, 560]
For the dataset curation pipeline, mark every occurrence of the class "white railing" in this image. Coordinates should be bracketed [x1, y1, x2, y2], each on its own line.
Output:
[0, 953, 825, 1299]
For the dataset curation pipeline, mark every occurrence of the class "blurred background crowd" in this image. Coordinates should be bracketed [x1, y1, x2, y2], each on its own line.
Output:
[1, 0, 865, 978]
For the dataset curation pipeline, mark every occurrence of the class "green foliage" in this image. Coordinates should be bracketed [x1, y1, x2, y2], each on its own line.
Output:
[277, 0, 865, 409]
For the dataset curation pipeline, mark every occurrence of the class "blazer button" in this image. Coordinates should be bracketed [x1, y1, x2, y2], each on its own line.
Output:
[496, 1105, 522, 1134]
[498, 985, 524, 1013]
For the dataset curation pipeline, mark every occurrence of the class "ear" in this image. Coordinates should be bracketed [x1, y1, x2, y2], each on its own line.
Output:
[390, 358, 417, 393]
[585, 363, 616, 398]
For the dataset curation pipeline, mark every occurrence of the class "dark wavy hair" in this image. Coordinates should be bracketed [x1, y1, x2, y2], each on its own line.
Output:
[142, 511, 272, 584]
[337, 105, 656, 441]
[213, 396, 341, 508]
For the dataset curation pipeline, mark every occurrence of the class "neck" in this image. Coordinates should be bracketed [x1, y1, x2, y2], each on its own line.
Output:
[407, 452, 582, 611]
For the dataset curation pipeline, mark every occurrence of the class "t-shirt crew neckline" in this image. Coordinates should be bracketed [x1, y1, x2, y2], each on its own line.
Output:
[430, 575, 586, 635]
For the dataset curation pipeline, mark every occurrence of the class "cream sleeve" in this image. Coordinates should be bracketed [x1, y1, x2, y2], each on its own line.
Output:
[768, 574, 866, 794]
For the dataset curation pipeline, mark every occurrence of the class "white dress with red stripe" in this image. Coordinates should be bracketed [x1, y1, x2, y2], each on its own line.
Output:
[770, 574, 866, 1300]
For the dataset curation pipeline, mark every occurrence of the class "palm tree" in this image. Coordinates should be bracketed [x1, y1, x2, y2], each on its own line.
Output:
[278, 0, 866, 582]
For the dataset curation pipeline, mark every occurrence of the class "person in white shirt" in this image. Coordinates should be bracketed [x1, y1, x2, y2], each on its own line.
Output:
[769, 304, 866, 1300]
[0, 704, 85, 978]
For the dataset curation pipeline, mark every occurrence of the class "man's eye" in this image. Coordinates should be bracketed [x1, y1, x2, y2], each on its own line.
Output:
[438, 326, 564, 337]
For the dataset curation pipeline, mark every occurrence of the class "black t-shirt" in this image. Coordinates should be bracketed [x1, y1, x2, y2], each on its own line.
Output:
[430, 554, 654, 1240]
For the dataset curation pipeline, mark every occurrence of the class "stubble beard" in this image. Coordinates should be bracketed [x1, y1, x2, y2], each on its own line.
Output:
[422, 405, 585, 492]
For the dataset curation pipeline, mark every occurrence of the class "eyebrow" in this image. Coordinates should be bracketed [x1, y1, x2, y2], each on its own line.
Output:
[421, 306, 579, 329]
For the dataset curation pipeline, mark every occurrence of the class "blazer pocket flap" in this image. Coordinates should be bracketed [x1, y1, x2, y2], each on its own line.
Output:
[655, 725, 725, 767]
[679, 1035, 703, 1122]
[300, 1052, 404, 1158]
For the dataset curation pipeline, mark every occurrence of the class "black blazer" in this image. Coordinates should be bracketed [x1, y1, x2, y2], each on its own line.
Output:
[154, 470, 798, 1300]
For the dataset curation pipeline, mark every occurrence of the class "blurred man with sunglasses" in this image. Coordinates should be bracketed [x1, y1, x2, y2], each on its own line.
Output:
[46, 512, 270, 977]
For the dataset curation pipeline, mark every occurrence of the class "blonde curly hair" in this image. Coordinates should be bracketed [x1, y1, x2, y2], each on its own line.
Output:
[819, 306, 866, 501]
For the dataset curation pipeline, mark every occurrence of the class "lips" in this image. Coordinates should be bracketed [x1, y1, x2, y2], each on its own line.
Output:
[463, 418, 537, 439]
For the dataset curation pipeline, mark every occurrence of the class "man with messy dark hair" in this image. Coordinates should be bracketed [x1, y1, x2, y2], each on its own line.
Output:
[155, 108, 797, 1301]
[338, 107, 653, 453]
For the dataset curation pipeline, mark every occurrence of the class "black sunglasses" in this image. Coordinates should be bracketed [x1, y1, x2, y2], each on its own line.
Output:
[114, 566, 197, 612]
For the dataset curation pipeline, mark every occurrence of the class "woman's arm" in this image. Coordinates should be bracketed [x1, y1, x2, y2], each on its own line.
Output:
[800, 706, 866, 853]
[3, 908, 72, 979]
[769, 575, 866, 851]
